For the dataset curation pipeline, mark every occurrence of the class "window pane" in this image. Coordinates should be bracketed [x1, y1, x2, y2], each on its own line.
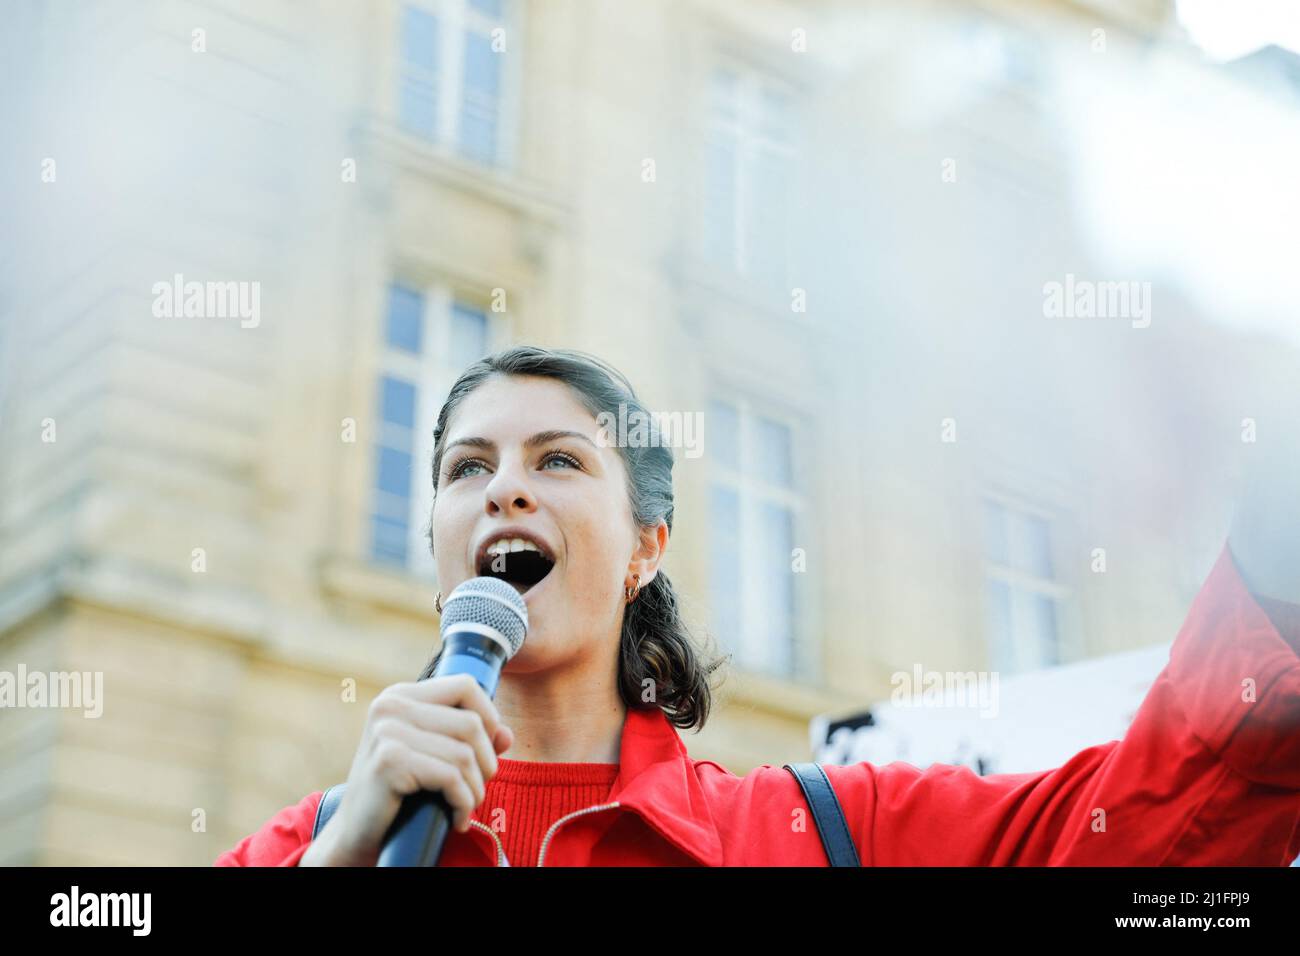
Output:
[1011, 511, 1053, 578]
[707, 399, 739, 470]
[1007, 587, 1058, 672]
[381, 376, 417, 430]
[710, 69, 738, 118]
[756, 500, 795, 575]
[372, 514, 409, 565]
[463, 31, 500, 96]
[983, 500, 1008, 566]
[459, 107, 497, 163]
[377, 445, 414, 498]
[450, 302, 488, 370]
[399, 77, 438, 139]
[1028, 593, 1059, 667]
[753, 500, 796, 675]
[1002, 33, 1038, 85]
[761, 86, 793, 143]
[400, 5, 438, 71]
[385, 283, 424, 352]
[746, 148, 789, 280]
[469, 0, 503, 16]
[754, 416, 792, 488]
[710, 483, 742, 653]
[985, 579, 1013, 672]
[460, 33, 500, 163]
[373, 489, 410, 521]
[703, 132, 737, 265]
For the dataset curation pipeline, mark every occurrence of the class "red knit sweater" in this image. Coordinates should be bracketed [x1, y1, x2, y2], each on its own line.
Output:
[468, 758, 620, 867]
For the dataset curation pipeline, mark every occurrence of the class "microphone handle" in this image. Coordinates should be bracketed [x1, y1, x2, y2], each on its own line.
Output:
[377, 789, 454, 867]
[376, 628, 509, 867]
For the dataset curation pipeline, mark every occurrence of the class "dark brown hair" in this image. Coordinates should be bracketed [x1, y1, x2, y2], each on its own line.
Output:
[418, 345, 728, 732]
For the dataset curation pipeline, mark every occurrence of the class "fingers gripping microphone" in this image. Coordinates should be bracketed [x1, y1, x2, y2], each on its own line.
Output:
[377, 577, 528, 867]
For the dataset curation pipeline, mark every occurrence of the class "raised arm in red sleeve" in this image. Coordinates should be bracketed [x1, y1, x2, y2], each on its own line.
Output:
[822, 541, 1300, 865]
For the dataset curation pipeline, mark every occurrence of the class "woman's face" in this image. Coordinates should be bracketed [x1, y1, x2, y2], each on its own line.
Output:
[431, 374, 664, 670]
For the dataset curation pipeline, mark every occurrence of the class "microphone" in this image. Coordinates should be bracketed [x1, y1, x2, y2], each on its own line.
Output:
[377, 576, 529, 867]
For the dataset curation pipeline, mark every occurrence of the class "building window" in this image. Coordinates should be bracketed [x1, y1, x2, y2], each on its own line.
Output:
[370, 280, 493, 574]
[397, 0, 511, 165]
[958, 17, 1041, 90]
[702, 66, 796, 284]
[708, 397, 802, 678]
[982, 498, 1063, 674]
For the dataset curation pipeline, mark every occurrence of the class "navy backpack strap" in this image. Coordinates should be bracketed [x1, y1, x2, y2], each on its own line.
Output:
[784, 763, 862, 867]
[312, 783, 347, 841]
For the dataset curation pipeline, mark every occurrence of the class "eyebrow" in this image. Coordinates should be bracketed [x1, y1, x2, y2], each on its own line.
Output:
[443, 429, 600, 458]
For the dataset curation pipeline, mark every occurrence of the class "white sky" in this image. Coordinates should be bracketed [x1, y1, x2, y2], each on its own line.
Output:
[1177, 0, 1300, 60]
[1050, 2, 1300, 345]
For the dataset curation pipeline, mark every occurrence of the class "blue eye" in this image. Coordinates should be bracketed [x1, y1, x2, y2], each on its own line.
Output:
[446, 450, 582, 482]
[541, 451, 582, 470]
[447, 456, 488, 481]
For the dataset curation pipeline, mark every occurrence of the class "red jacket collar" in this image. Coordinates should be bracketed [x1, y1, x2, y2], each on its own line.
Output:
[604, 705, 725, 867]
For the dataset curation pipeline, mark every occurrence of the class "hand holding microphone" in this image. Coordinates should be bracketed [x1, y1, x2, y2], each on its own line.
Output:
[302, 577, 528, 867]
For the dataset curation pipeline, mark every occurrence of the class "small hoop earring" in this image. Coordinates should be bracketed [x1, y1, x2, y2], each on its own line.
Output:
[435, 590, 443, 614]
[625, 573, 642, 604]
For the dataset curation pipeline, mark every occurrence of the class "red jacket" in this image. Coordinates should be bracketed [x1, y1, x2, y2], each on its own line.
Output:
[215, 543, 1300, 866]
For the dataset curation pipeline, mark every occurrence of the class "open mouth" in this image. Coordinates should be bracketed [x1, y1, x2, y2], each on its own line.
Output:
[477, 547, 556, 597]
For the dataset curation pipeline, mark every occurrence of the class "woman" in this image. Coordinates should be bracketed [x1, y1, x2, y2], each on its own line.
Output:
[216, 346, 1300, 867]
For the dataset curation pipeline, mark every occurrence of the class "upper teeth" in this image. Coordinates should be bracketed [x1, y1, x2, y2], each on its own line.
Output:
[485, 537, 543, 557]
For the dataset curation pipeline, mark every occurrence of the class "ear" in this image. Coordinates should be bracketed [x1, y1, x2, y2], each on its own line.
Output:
[628, 520, 669, 589]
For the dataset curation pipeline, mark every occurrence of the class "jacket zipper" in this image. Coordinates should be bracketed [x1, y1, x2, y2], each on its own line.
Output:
[468, 819, 510, 867]
[536, 801, 621, 867]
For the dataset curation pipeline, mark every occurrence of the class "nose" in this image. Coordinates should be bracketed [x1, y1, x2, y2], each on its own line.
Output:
[483, 456, 538, 517]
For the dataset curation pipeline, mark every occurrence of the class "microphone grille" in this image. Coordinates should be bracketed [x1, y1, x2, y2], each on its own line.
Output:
[439, 576, 529, 657]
